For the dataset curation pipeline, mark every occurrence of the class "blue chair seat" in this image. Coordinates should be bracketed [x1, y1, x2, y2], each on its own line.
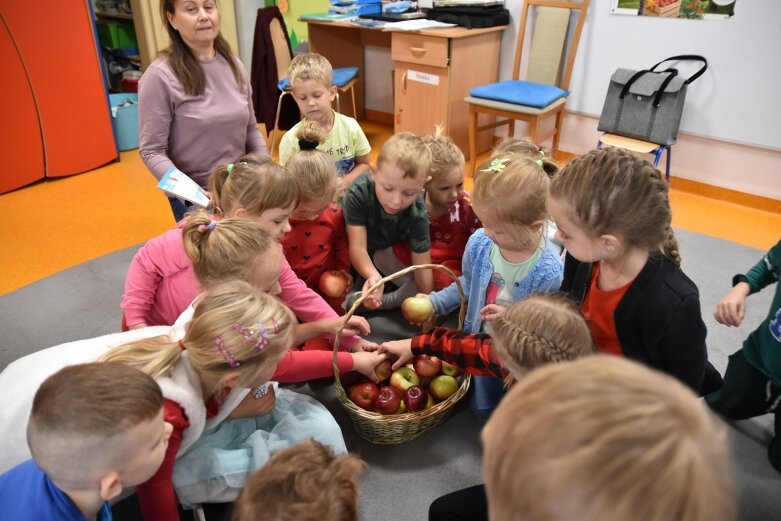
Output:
[469, 80, 569, 109]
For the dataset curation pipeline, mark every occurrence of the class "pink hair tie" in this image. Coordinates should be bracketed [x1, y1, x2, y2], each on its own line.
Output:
[178, 340, 186, 351]
[198, 219, 218, 233]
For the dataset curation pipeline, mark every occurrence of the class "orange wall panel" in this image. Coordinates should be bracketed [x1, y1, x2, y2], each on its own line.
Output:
[0, 16, 44, 194]
[1, 1, 117, 178]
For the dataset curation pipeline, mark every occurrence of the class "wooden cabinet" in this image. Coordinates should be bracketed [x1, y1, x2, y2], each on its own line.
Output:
[392, 27, 502, 156]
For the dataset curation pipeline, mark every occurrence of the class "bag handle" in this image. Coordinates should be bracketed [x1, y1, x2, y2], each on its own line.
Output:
[619, 67, 679, 102]
[649, 55, 708, 84]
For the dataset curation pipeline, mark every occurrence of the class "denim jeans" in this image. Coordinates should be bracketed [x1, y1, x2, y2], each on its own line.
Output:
[167, 197, 196, 223]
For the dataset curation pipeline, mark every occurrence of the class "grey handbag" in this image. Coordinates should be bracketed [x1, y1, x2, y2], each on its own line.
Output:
[597, 55, 708, 145]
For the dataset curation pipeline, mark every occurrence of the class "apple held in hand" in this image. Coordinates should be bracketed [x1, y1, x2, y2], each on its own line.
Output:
[374, 358, 394, 383]
[375, 385, 402, 415]
[390, 366, 420, 394]
[440, 360, 463, 377]
[412, 354, 442, 378]
[348, 381, 379, 412]
[319, 270, 351, 299]
[429, 374, 459, 401]
[401, 296, 435, 325]
[403, 385, 429, 412]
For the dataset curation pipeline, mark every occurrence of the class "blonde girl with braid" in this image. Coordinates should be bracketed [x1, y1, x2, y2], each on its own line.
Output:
[549, 147, 722, 395]
[0, 281, 348, 521]
[380, 292, 594, 521]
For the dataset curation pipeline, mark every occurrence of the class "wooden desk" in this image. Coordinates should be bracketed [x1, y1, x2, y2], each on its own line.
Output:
[305, 21, 505, 157]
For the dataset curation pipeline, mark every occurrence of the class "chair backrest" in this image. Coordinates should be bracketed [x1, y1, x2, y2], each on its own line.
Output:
[269, 18, 292, 84]
[512, 0, 590, 90]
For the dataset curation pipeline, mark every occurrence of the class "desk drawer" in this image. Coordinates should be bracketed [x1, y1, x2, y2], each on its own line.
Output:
[391, 33, 448, 68]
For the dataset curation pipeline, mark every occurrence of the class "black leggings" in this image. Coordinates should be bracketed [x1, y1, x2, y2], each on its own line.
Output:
[428, 484, 488, 521]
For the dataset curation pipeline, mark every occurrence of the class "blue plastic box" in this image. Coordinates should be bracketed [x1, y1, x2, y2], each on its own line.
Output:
[109, 93, 139, 151]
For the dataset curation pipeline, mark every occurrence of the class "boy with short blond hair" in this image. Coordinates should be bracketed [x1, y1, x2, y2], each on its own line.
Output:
[482, 356, 734, 521]
[232, 440, 365, 521]
[279, 53, 371, 188]
[0, 363, 172, 521]
[344, 132, 434, 310]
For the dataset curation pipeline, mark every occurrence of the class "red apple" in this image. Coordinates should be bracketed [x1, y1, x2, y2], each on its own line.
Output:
[375, 385, 402, 415]
[403, 385, 429, 412]
[348, 381, 379, 411]
[319, 270, 351, 299]
[390, 366, 420, 394]
[429, 374, 459, 401]
[440, 360, 463, 377]
[401, 296, 435, 325]
[413, 354, 442, 378]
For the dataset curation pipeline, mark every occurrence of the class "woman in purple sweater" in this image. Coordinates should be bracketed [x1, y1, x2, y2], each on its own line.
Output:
[139, 0, 269, 221]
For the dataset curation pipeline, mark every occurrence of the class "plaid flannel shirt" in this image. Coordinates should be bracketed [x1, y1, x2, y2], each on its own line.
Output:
[411, 327, 507, 380]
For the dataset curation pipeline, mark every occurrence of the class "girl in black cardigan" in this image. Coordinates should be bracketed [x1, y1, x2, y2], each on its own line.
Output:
[547, 148, 721, 395]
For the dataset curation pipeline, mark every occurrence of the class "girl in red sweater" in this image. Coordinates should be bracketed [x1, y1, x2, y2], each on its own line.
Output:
[281, 121, 353, 313]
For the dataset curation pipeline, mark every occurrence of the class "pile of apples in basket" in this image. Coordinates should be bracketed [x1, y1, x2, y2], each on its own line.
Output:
[348, 354, 463, 415]
[347, 296, 463, 415]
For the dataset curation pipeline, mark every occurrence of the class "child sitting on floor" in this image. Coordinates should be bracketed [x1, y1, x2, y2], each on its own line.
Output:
[391, 127, 482, 291]
[282, 121, 353, 313]
[0, 363, 171, 520]
[279, 53, 371, 189]
[232, 440, 365, 521]
[483, 356, 734, 521]
[706, 238, 781, 473]
[549, 147, 722, 395]
[344, 132, 434, 310]
[122, 154, 376, 352]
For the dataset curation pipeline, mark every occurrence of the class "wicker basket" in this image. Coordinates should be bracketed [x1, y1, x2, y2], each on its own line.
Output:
[332, 264, 471, 444]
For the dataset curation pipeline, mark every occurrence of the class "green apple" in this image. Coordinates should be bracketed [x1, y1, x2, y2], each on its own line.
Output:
[440, 360, 463, 377]
[390, 366, 420, 394]
[429, 374, 459, 401]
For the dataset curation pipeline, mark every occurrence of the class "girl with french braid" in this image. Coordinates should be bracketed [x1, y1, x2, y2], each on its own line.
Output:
[380, 292, 594, 521]
[548, 147, 722, 396]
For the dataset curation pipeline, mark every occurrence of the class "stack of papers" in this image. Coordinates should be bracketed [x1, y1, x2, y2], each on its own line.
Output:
[382, 19, 457, 31]
[300, 12, 358, 22]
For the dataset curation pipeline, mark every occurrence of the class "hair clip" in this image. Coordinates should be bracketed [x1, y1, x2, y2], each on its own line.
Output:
[234, 322, 269, 352]
[535, 159, 544, 168]
[198, 219, 218, 232]
[482, 157, 509, 174]
[298, 138, 319, 151]
[271, 318, 280, 335]
[215, 337, 241, 368]
[226, 163, 234, 174]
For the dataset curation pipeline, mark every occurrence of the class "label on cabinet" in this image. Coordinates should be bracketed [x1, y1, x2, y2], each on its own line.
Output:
[409, 69, 439, 86]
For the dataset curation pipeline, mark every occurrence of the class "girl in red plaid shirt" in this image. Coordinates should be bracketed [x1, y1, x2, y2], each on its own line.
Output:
[381, 292, 594, 383]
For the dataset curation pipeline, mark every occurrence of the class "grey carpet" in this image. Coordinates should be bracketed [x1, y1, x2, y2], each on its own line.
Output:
[1, 228, 779, 520]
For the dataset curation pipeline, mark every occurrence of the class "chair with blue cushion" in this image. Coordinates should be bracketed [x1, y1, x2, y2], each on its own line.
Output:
[268, 18, 359, 153]
[465, 0, 590, 173]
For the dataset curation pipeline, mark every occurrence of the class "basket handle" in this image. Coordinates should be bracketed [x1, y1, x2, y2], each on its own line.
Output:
[331, 264, 466, 390]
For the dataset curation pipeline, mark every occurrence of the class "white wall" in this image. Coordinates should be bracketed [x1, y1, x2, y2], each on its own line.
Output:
[499, 0, 781, 199]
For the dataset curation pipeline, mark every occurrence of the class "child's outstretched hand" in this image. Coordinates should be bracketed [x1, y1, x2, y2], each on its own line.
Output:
[480, 303, 507, 322]
[350, 350, 388, 382]
[362, 276, 385, 310]
[714, 281, 751, 327]
[380, 339, 414, 370]
[352, 338, 381, 352]
[337, 315, 372, 337]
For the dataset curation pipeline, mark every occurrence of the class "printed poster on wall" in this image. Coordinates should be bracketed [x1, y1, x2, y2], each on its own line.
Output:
[611, 0, 737, 20]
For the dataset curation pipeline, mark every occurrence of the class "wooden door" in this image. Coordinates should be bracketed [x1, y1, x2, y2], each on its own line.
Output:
[394, 62, 449, 137]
